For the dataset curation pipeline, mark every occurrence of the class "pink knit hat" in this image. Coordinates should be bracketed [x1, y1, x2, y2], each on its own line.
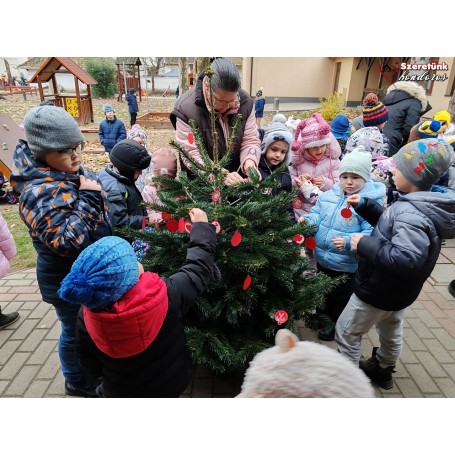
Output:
[291, 113, 331, 152]
[152, 147, 177, 178]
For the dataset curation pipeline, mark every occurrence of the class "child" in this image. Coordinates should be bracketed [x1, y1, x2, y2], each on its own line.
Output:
[142, 147, 178, 225]
[0, 213, 20, 329]
[254, 87, 265, 128]
[258, 121, 295, 222]
[98, 103, 126, 154]
[299, 147, 386, 341]
[126, 124, 152, 193]
[126, 88, 139, 127]
[58, 208, 216, 398]
[9, 105, 112, 397]
[0, 171, 18, 205]
[330, 114, 351, 156]
[335, 138, 455, 389]
[98, 139, 151, 229]
[289, 112, 341, 221]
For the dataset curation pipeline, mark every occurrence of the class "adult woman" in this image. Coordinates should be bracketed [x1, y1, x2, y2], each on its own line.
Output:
[170, 58, 261, 185]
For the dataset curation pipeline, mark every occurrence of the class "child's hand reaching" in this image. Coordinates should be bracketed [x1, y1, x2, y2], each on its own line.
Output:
[292, 175, 309, 188]
[312, 176, 324, 187]
[189, 208, 208, 223]
[350, 233, 364, 251]
[331, 237, 346, 250]
[297, 217, 306, 224]
[346, 194, 361, 208]
[79, 175, 101, 192]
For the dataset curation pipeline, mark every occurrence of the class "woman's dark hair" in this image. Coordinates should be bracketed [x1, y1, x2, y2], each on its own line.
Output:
[210, 58, 241, 93]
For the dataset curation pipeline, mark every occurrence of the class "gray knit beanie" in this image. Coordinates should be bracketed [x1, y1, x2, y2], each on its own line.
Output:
[272, 113, 287, 124]
[394, 138, 454, 190]
[261, 122, 294, 164]
[103, 103, 114, 114]
[339, 145, 372, 182]
[24, 106, 85, 160]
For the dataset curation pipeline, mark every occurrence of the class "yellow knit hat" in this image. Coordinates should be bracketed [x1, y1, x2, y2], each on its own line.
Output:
[433, 110, 451, 129]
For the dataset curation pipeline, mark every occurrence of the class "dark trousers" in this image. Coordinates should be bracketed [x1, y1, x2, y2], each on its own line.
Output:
[130, 112, 137, 127]
[316, 263, 354, 324]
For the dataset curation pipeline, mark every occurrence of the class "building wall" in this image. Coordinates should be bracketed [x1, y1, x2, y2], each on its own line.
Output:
[242, 57, 335, 101]
[425, 57, 454, 118]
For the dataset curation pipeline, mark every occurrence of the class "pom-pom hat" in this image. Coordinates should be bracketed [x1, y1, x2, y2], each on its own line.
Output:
[362, 93, 389, 127]
[58, 236, 140, 311]
[417, 120, 443, 138]
[291, 113, 331, 152]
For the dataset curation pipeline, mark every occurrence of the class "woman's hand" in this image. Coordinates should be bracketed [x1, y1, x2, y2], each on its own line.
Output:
[189, 208, 208, 223]
[224, 172, 245, 186]
[243, 159, 261, 180]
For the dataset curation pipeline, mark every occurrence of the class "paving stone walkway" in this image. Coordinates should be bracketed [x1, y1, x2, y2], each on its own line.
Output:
[1, 239, 454, 398]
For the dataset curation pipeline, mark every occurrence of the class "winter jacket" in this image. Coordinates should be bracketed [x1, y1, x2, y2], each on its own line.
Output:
[126, 92, 139, 114]
[75, 222, 216, 398]
[98, 165, 147, 230]
[9, 140, 112, 304]
[353, 187, 455, 311]
[289, 133, 341, 218]
[99, 116, 127, 153]
[0, 213, 16, 278]
[255, 98, 265, 117]
[170, 71, 261, 177]
[303, 180, 386, 273]
[258, 154, 294, 223]
[141, 184, 163, 223]
[382, 81, 431, 156]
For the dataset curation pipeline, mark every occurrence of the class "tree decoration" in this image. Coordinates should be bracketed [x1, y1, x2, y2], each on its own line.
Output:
[184, 220, 192, 234]
[166, 218, 178, 232]
[292, 197, 303, 209]
[243, 274, 252, 290]
[274, 310, 288, 325]
[305, 237, 317, 250]
[188, 132, 194, 144]
[178, 217, 185, 233]
[211, 189, 221, 203]
[230, 230, 242, 247]
[162, 212, 172, 221]
[211, 219, 222, 234]
[341, 207, 352, 219]
[292, 234, 305, 244]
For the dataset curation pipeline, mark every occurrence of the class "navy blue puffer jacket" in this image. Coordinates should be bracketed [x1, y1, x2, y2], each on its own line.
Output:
[99, 116, 127, 153]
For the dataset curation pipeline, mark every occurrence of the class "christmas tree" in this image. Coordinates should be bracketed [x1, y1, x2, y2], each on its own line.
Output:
[122, 69, 334, 374]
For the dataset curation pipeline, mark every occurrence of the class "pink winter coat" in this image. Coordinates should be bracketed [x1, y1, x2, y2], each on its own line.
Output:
[142, 184, 163, 223]
[0, 214, 17, 278]
[289, 132, 341, 219]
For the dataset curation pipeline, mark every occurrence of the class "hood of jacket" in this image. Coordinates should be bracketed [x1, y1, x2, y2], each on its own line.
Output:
[399, 187, 455, 239]
[83, 271, 169, 358]
[384, 81, 428, 111]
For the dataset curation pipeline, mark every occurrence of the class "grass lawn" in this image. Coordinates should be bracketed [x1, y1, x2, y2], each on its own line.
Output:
[1, 206, 37, 272]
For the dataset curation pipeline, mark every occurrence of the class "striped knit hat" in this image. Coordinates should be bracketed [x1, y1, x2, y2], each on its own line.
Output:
[417, 120, 443, 138]
[362, 93, 389, 127]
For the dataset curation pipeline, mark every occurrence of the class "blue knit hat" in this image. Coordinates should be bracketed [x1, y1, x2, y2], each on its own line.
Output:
[330, 114, 350, 139]
[58, 236, 139, 311]
[103, 103, 114, 114]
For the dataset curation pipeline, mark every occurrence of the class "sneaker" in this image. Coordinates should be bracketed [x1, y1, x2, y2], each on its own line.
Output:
[318, 326, 335, 341]
[359, 347, 395, 390]
[65, 377, 101, 398]
[0, 310, 20, 330]
[449, 280, 455, 299]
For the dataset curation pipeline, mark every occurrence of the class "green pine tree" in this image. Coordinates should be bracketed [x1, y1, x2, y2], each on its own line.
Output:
[121, 68, 335, 374]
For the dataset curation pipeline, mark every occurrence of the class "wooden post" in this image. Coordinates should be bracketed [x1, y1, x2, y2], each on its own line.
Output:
[51, 75, 58, 98]
[74, 75, 82, 124]
[87, 85, 94, 123]
[117, 65, 122, 101]
[37, 76, 44, 101]
[137, 63, 142, 102]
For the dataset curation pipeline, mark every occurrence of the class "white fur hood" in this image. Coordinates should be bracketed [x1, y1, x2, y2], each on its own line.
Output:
[385, 81, 428, 110]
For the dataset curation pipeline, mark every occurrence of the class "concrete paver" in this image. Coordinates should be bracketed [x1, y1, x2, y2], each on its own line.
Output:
[1, 241, 454, 398]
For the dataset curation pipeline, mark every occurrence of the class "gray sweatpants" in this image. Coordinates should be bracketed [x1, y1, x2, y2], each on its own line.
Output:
[335, 293, 405, 368]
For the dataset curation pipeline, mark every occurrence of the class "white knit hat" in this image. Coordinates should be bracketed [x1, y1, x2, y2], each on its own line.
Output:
[339, 145, 372, 181]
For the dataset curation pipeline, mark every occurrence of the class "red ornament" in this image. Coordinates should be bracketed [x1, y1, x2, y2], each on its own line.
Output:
[292, 197, 303, 209]
[211, 189, 221, 203]
[166, 218, 179, 232]
[341, 207, 352, 219]
[231, 230, 242, 247]
[188, 132, 194, 144]
[178, 217, 185, 233]
[292, 234, 305, 244]
[274, 310, 288, 325]
[243, 274, 252, 290]
[177, 195, 186, 200]
[162, 212, 172, 221]
[184, 220, 192, 234]
[211, 219, 222, 234]
[305, 237, 316, 250]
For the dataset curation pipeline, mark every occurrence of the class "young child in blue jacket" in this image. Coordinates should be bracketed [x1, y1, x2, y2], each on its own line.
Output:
[336, 138, 454, 390]
[299, 146, 386, 341]
[98, 103, 126, 154]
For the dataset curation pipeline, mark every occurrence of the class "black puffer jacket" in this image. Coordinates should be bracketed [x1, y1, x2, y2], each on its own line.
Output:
[382, 81, 431, 156]
[353, 188, 455, 311]
[75, 222, 216, 398]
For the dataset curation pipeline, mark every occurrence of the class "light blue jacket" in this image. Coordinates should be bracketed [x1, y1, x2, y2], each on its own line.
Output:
[303, 180, 386, 273]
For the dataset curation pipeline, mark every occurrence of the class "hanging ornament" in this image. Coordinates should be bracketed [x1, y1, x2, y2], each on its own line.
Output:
[274, 310, 288, 326]
[243, 274, 252, 290]
[341, 207, 352, 219]
[166, 218, 179, 232]
[211, 219, 222, 234]
[184, 220, 192, 234]
[188, 132, 194, 144]
[292, 234, 305, 244]
[177, 195, 186, 200]
[178, 217, 185, 233]
[292, 197, 303, 209]
[162, 212, 172, 221]
[305, 237, 316, 250]
[211, 189, 221, 203]
[231, 230, 242, 247]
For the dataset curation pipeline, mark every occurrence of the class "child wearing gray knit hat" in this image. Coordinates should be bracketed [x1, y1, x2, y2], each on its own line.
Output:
[335, 136, 455, 390]
[23, 105, 85, 160]
[339, 146, 372, 182]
